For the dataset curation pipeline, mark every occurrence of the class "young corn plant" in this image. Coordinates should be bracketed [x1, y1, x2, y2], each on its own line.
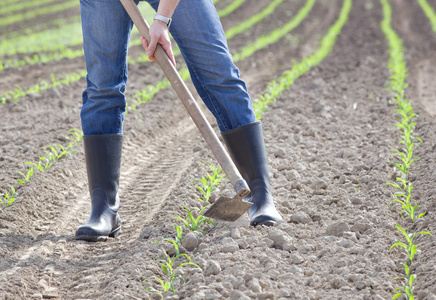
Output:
[1, 185, 17, 209]
[17, 166, 34, 184]
[175, 206, 216, 235]
[14, 140, 77, 187]
[387, 182, 426, 223]
[194, 163, 227, 203]
[390, 224, 432, 266]
[48, 143, 75, 161]
[67, 128, 83, 143]
[144, 248, 200, 298]
[157, 224, 184, 257]
[393, 264, 416, 300]
[390, 224, 432, 300]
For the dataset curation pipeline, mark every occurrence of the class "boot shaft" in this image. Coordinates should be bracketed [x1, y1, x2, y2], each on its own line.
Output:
[221, 121, 270, 190]
[83, 134, 123, 202]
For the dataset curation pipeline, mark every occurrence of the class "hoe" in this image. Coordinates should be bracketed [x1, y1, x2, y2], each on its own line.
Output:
[120, 0, 252, 222]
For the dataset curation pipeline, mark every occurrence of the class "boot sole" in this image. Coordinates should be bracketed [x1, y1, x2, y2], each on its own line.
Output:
[250, 219, 276, 227]
[75, 226, 121, 242]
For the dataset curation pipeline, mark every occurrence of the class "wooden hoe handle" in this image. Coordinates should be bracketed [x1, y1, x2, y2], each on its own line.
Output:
[120, 0, 250, 199]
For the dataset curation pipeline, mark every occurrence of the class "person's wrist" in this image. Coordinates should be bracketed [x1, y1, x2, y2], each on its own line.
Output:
[154, 13, 172, 28]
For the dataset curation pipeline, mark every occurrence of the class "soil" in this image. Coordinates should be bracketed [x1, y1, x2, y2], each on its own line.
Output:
[1, 0, 436, 299]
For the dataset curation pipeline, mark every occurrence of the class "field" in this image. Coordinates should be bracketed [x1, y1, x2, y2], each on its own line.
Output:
[1, 0, 436, 299]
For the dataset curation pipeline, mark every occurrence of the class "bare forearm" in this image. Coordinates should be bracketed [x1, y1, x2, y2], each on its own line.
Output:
[157, 0, 179, 18]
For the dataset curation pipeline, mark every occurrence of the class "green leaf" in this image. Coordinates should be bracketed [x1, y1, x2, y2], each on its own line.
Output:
[174, 216, 189, 225]
[418, 212, 427, 219]
[390, 241, 407, 251]
[162, 264, 169, 276]
[417, 231, 432, 235]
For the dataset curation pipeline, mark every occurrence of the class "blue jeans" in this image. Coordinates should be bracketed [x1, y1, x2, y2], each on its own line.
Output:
[80, 0, 256, 135]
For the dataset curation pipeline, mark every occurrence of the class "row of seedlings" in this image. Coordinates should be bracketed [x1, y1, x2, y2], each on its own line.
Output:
[0, 129, 83, 210]
[380, 0, 432, 299]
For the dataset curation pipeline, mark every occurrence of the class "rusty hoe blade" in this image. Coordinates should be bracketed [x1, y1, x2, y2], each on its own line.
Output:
[203, 179, 252, 222]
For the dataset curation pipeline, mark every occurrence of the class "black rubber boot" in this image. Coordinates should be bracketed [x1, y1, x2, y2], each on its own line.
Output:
[222, 121, 282, 226]
[75, 134, 123, 242]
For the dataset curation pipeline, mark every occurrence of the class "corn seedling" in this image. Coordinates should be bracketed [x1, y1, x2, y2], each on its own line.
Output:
[11, 138, 80, 188]
[175, 206, 215, 235]
[25, 161, 45, 173]
[1, 185, 17, 208]
[390, 224, 432, 265]
[0, 70, 87, 103]
[144, 248, 200, 298]
[157, 224, 184, 257]
[17, 166, 34, 184]
[194, 163, 227, 203]
[387, 183, 426, 223]
[393, 264, 416, 300]
[49, 143, 75, 161]
[67, 128, 83, 143]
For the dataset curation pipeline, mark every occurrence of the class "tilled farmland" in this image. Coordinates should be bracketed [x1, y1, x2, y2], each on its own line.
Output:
[1, 0, 436, 299]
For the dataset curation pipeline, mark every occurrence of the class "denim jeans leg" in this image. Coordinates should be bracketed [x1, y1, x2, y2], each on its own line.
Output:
[145, 0, 257, 132]
[80, 0, 134, 135]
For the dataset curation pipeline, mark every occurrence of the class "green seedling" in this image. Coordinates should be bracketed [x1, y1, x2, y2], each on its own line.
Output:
[1, 185, 17, 207]
[26, 161, 44, 173]
[67, 128, 83, 143]
[387, 183, 426, 223]
[393, 264, 416, 300]
[175, 206, 215, 235]
[17, 166, 34, 184]
[390, 224, 432, 265]
[157, 224, 184, 257]
[194, 163, 227, 203]
[144, 248, 200, 298]
[47, 143, 75, 162]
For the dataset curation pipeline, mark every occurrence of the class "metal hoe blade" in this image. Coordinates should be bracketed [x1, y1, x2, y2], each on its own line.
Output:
[203, 196, 253, 222]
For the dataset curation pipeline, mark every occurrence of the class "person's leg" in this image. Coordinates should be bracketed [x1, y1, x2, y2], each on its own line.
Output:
[145, 0, 281, 226]
[76, 0, 134, 241]
[146, 0, 256, 132]
[80, 0, 134, 135]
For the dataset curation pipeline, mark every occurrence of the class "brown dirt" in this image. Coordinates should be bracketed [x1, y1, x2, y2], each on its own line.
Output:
[1, 0, 436, 299]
